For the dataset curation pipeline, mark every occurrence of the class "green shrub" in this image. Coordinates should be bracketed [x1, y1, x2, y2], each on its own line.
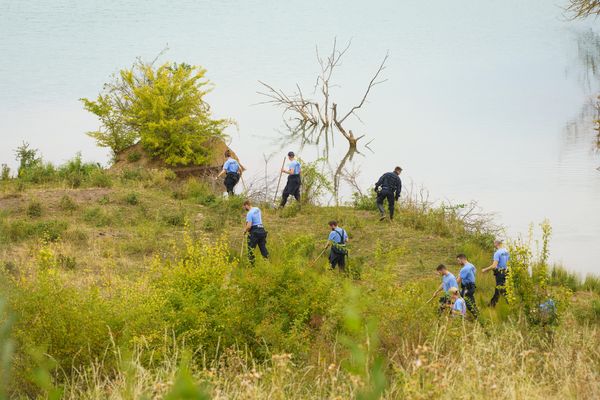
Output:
[298, 158, 332, 205]
[18, 162, 57, 184]
[352, 191, 377, 211]
[124, 192, 139, 206]
[8, 270, 119, 382]
[58, 153, 102, 188]
[26, 200, 43, 218]
[120, 168, 148, 182]
[81, 60, 232, 165]
[161, 210, 185, 226]
[58, 195, 77, 212]
[87, 169, 112, 188]
[127, 151, 142, 163]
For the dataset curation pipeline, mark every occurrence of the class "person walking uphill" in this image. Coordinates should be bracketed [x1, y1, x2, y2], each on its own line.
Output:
[327, 220, 349, 272]
[216, 150, 244, 196]
[374, 166, 402, 221]
[243, 200, 269, 264]
[482, 239, 510, 307]
[280, 152, 302, 208]
[456, 254, 479, 318]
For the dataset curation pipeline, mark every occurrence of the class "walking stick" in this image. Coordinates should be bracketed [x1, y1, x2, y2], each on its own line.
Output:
[308, 246, 328, 268]
[273, 157, 287, 204]
[240, 175, 248, 193]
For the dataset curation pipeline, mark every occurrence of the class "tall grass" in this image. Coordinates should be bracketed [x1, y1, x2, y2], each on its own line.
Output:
[53, 321, 600, 400]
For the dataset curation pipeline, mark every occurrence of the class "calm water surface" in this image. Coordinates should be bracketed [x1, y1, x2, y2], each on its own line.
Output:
[1, 0, 599, 274]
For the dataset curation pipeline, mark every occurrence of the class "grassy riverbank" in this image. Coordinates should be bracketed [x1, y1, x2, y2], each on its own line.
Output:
[0, 165, 599, 399]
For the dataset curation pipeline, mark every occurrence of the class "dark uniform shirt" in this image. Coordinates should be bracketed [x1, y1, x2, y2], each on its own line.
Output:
[375, 172, 402, 199]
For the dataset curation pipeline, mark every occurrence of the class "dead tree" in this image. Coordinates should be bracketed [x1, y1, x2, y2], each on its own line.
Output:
[566, 0, 600, 19]
[258, 39, 388, 198]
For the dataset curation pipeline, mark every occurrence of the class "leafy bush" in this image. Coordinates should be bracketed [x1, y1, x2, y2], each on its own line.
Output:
[161, 210, 186, 227]
[352, 191, 377, 211]
[14, 143, 57, 184]
[26, 200, 43, 218]
[127, 151, 142, 163]
[506, 221, 571, 325]
[57, 153, 102, 188]
[87, 169, 112, 188]
[124, 192, 139, 205]
[298, 158, 332, 205]
[82, 59, 232, 165]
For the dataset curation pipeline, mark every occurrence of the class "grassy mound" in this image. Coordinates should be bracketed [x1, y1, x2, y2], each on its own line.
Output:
[0, 169, 599, 399]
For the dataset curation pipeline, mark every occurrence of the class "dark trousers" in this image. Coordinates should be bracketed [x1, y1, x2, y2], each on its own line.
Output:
[247, 227, 269, 264]
[376, 190, 396, 218]
[438, 294, 451, 315]
[224, 172, 240, 196]
[329, 249, 346, 272]
[461, 283, 479, 318]
[490, 269, 507, 307]
[280, 175, 301, 207]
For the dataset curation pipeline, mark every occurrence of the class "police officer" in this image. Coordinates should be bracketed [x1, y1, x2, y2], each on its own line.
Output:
[243, 200, 269, 264]
[374, 166, 402, 221]
[280, 151, 301, 207]
[456, 254, 479, 318]
[429, 264, 459, 313]
[216, 150, 244, 196]
[327, 220, 348, 272]
[482, 239, 510, 307]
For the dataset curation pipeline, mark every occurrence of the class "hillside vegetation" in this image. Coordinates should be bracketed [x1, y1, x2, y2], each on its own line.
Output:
[0, 157, 599, 400]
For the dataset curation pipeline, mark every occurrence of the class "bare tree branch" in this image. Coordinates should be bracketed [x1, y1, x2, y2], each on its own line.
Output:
[566, 0, 600, 19]
[338, 52, 389, 124]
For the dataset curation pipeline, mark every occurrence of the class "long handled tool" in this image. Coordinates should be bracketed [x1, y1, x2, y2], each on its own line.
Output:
[273, 157, 287, 205]
[308, 246, 329, 268]
[240, 233, 246, 260]
[240, 175, 248, 193]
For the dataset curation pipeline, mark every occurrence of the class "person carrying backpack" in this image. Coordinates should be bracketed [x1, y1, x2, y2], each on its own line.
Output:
[327, 220, 348, 272]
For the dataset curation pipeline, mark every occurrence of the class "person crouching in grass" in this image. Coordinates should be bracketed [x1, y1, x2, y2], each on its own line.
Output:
[448, 287, 466, 318]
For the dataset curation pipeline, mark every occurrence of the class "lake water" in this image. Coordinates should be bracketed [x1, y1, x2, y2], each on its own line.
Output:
[1, 0, 599, 275]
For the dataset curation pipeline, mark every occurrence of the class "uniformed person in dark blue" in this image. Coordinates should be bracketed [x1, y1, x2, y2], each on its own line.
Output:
[216, 150, 244, 196]
[374, 166, 402, 220]
[280, 151, 302, 207]
[243, 199, 269, 264]
[327, 220, 349, 272]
